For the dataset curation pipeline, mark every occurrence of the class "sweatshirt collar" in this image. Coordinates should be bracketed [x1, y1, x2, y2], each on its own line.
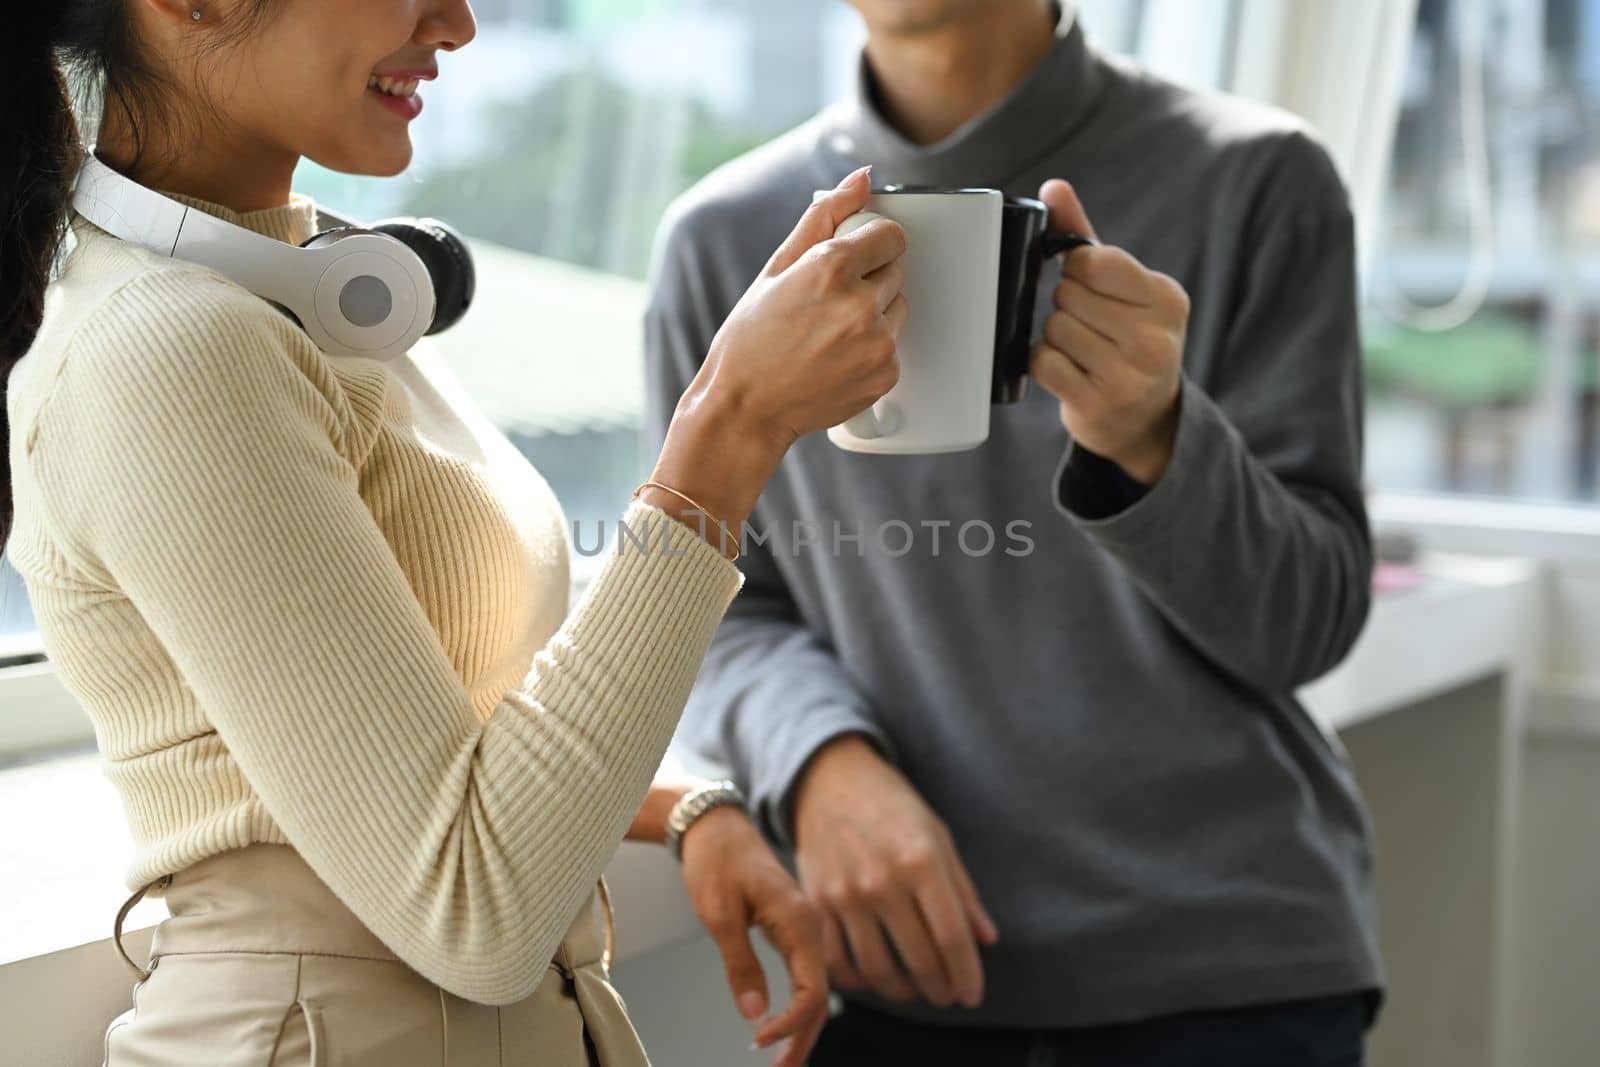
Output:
[816, 1, 1107, 189]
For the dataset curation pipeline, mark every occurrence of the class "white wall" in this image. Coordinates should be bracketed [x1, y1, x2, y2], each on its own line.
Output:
[1375, 498, 1600, 1067]
[1510, 564, 1600, 1067]
[1510, 729, 1600, 1067]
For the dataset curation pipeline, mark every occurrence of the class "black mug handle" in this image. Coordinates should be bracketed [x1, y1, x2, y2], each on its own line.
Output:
[1041, 231, 1097, 258]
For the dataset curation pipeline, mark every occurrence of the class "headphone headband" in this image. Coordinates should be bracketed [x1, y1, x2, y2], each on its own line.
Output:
[70, 154, 465, 361]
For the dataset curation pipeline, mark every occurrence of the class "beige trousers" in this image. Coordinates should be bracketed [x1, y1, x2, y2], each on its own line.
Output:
[102, 843, 651, 1067]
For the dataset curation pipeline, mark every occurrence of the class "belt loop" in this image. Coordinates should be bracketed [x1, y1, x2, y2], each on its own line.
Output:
[113, 873, 172, 981]
[597, 876, 616, 973]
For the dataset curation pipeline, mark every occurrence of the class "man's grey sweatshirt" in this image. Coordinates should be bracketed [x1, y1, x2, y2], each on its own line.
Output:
[642, 11, 1383, 1030]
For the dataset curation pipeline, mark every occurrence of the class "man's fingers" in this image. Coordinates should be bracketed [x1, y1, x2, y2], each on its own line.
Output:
[1043, 310, 1122, 382]
[913, 877, 986, 1009]
[820, 911, 865, 991]
[1048, 294, 1170, 386]
[1030, 341, 1095, 404]
[1056, 277, 1138, 343]
[939, 835, 1000, 947]
[704, 903, 769, 1023]
[877, 894, 956, 1007]
[1038, 178, 1098, 242]
[1062, 245, 1158, 305]
[840, 907, 918, 1002]
[765, 165, 873, 277]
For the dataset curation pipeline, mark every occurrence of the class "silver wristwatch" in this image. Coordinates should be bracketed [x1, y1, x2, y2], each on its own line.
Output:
[664, 780, 747, 860]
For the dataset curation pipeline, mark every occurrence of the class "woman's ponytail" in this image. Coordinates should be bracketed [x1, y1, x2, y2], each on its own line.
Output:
[2, 8, 82, 547]
[1, 0, 274, 549]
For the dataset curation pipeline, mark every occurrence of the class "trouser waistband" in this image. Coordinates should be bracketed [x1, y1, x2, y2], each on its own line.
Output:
[113, 843, 614, 984]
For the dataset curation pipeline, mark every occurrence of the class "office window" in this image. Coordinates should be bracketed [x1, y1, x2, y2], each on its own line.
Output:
[1364, 0, 1600, 502]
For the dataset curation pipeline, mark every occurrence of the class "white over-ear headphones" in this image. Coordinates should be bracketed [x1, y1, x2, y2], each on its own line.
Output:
[71, 153, 475, 361]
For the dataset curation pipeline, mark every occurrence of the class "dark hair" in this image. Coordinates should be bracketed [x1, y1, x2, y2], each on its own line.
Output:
[1, 2, 274, 549]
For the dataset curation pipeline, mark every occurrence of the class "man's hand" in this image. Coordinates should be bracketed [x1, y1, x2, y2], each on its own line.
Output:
[791, 735, 998, 1009]
[680, 806, 829, 1067]
[1029, 179, 1190, 486]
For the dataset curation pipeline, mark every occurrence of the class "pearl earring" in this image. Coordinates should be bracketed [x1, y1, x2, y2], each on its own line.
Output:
[190, 9, 202, 20]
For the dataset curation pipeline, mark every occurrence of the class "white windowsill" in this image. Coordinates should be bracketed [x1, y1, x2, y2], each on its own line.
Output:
[0, 742, 701, 970]
[0, 660, 98, 760]
[1371, 490, 1600, 568]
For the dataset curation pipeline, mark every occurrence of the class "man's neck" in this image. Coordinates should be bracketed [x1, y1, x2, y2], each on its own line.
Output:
[862, 2, 1060, 147]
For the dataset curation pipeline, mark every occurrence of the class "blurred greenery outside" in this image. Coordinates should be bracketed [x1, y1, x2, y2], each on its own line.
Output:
[1366, 315, 1598, 409]
[311, 65, 774, 281]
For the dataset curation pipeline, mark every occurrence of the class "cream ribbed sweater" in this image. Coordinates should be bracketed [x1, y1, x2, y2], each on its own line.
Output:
[4, 194, 744, 1005]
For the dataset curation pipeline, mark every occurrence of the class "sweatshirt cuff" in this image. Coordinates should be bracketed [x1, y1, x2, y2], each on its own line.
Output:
[761, 716, 896, 850]
[1051, 376, 1230, 550]
[1055, 443, 1151, 519]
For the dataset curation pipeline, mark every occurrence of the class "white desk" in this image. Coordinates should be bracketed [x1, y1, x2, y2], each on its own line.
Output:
[1302, 553, 1538, 731]
[0, 554, 1539, 1067]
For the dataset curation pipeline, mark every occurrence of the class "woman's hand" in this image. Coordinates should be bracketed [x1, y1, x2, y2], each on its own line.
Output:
[694, 164, 908, 453]
[648, 165, 909, 537]
[681, 807, 830, 1067]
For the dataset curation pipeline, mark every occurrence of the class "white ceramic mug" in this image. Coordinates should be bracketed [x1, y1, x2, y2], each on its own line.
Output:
[823, 188, 1005, 455]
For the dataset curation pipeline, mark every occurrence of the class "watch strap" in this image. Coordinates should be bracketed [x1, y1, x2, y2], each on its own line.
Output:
[664, 780, 747, 859]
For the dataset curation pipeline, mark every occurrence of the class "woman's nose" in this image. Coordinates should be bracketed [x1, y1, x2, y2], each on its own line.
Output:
[421, 0, 478, 51]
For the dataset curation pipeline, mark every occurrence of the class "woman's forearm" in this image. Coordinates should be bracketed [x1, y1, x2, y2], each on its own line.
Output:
[628, 777, 703, 844]
[643, 385, 786, 561]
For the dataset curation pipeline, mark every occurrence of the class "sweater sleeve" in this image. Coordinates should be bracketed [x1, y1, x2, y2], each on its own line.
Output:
[1051, 132, 1372, 693]
[29, 274, 744, 1006]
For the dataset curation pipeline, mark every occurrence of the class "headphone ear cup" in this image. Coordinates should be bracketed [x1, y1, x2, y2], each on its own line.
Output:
[371, 218, 475, 336]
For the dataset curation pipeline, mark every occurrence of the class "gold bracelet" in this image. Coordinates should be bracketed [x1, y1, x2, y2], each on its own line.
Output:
[631, 480, 741, 563]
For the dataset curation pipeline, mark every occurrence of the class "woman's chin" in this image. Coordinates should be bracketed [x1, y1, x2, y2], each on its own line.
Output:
[313, 138, 414, 180]
[363, 138, 415, 178]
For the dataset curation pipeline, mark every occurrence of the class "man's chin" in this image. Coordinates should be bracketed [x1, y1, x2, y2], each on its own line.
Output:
[852, 0, 979, 36]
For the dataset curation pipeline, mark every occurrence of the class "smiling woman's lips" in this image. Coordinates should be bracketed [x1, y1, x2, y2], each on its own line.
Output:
[366, 68, 433, 121]
[368, 86, 424, 120]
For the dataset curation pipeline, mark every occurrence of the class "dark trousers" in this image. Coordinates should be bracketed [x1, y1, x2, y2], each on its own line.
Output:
[810, 991, 1377, 1067]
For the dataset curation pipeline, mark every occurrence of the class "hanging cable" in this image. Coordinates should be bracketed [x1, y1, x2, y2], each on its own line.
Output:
[1377, 0, 1496, 332]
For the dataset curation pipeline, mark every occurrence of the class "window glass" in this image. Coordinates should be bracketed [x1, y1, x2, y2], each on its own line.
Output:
[1365, 0, 1600, 502]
